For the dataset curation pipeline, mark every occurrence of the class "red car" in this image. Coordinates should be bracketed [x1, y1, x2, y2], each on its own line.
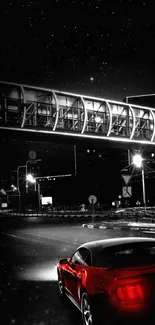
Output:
[57, 237, 155, 325]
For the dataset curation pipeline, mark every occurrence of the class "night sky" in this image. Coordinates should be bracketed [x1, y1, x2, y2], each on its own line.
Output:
[0, 0, 155, 205]
[0, 0, 154, 101]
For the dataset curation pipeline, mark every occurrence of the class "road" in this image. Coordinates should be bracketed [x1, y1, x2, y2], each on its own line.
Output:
[1, 217, 155, 325]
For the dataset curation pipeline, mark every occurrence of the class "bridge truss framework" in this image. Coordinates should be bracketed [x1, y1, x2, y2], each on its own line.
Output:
[0, 80, 155, 145]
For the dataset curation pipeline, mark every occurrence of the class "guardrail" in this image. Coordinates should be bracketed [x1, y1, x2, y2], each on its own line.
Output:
[0, 210, 115, 223]
[0, 209, 155, 223]
[0, 210, 104, 218]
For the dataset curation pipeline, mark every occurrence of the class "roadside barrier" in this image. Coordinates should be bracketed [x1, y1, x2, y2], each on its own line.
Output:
[82, 223, 155, 232]
[1, 210, 155, 224]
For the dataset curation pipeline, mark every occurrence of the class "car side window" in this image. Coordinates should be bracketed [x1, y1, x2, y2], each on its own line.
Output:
[79, 248, 91, 266]
[71, 250, 82, 265]
[71, 248, 91, 266]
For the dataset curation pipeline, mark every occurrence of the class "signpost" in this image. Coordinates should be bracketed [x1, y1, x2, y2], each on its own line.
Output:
[121, 174, 131, 186]
[121, 173, 132, 206]
[88, 195, 97, 224]
[28, 150, 36, 160]
[122, 186, 132, 198]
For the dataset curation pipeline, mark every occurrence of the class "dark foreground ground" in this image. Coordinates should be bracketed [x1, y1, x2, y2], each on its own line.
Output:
[0, 217, 155, 325]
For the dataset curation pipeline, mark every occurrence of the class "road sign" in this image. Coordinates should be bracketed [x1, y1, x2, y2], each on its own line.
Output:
[122, 186, 132, 198]
[28, 150, 36, 160]
[121, 174, 131, 185]
[88, 195, 97, 204]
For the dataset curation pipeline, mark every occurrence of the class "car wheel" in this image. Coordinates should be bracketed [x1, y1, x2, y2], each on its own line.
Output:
[81, 292, 97, 325]
[57, 271, 65, 300]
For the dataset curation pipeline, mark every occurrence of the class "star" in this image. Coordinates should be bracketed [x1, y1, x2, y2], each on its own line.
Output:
[0, 0, 154, 102]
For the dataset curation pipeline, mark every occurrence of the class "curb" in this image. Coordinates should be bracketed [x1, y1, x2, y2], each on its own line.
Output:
[82, 224, 155, 232]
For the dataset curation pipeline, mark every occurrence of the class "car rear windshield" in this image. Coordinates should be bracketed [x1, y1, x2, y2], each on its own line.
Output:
[94, 242, 155, 269]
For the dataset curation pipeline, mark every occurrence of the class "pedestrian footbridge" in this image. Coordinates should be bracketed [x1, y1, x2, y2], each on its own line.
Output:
[0, 80, 155, 145]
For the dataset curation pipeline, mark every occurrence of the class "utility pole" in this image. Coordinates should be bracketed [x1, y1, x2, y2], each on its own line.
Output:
[17, 165, 26, 211]
[74, 145, 77, 175]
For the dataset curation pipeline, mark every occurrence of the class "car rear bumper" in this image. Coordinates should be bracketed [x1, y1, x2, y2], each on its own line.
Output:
[91, 293, 155, 324]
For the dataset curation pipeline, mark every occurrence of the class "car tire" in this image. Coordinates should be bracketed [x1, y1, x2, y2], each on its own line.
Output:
[81, 292, 98, 325]
[57, 270, 66, 301]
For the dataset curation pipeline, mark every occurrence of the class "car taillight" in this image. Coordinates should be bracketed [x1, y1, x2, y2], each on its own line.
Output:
[116, 284, 144, 302]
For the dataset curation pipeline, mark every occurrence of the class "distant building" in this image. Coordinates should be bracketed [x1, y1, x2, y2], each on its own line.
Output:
[125, 94, 155, 108]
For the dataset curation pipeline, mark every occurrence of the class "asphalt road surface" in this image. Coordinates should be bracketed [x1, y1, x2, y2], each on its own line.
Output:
[1, 217, 155, 325]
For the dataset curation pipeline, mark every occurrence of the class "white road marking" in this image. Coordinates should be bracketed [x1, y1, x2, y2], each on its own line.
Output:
[7, 233, 81, 246]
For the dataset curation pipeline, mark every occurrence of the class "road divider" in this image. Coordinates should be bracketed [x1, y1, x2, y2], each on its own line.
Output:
[82, 222, 155, 233]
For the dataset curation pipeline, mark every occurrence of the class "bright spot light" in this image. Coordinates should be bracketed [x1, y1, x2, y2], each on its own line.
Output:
[133, 154, 143, 168]
[95, 116, 101, 123]
[151, 153, 155, 157]
[17, 261, 58, 281]
[0, 188, 6, 195]
[11, 184, 17, 191]
[26, 174, 36, 183]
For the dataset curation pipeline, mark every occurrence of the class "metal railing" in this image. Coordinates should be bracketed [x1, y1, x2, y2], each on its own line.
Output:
[1, 81, 155, 145]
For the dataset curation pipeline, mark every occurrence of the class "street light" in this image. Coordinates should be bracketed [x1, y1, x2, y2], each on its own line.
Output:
[26, 174, 41, 210]
[26, 174, 36, 183]
[133, 154, 143, 168]
[132, 153, 146, 210]
[26, 159, 42, 193]
[17, 165, 26, 211]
